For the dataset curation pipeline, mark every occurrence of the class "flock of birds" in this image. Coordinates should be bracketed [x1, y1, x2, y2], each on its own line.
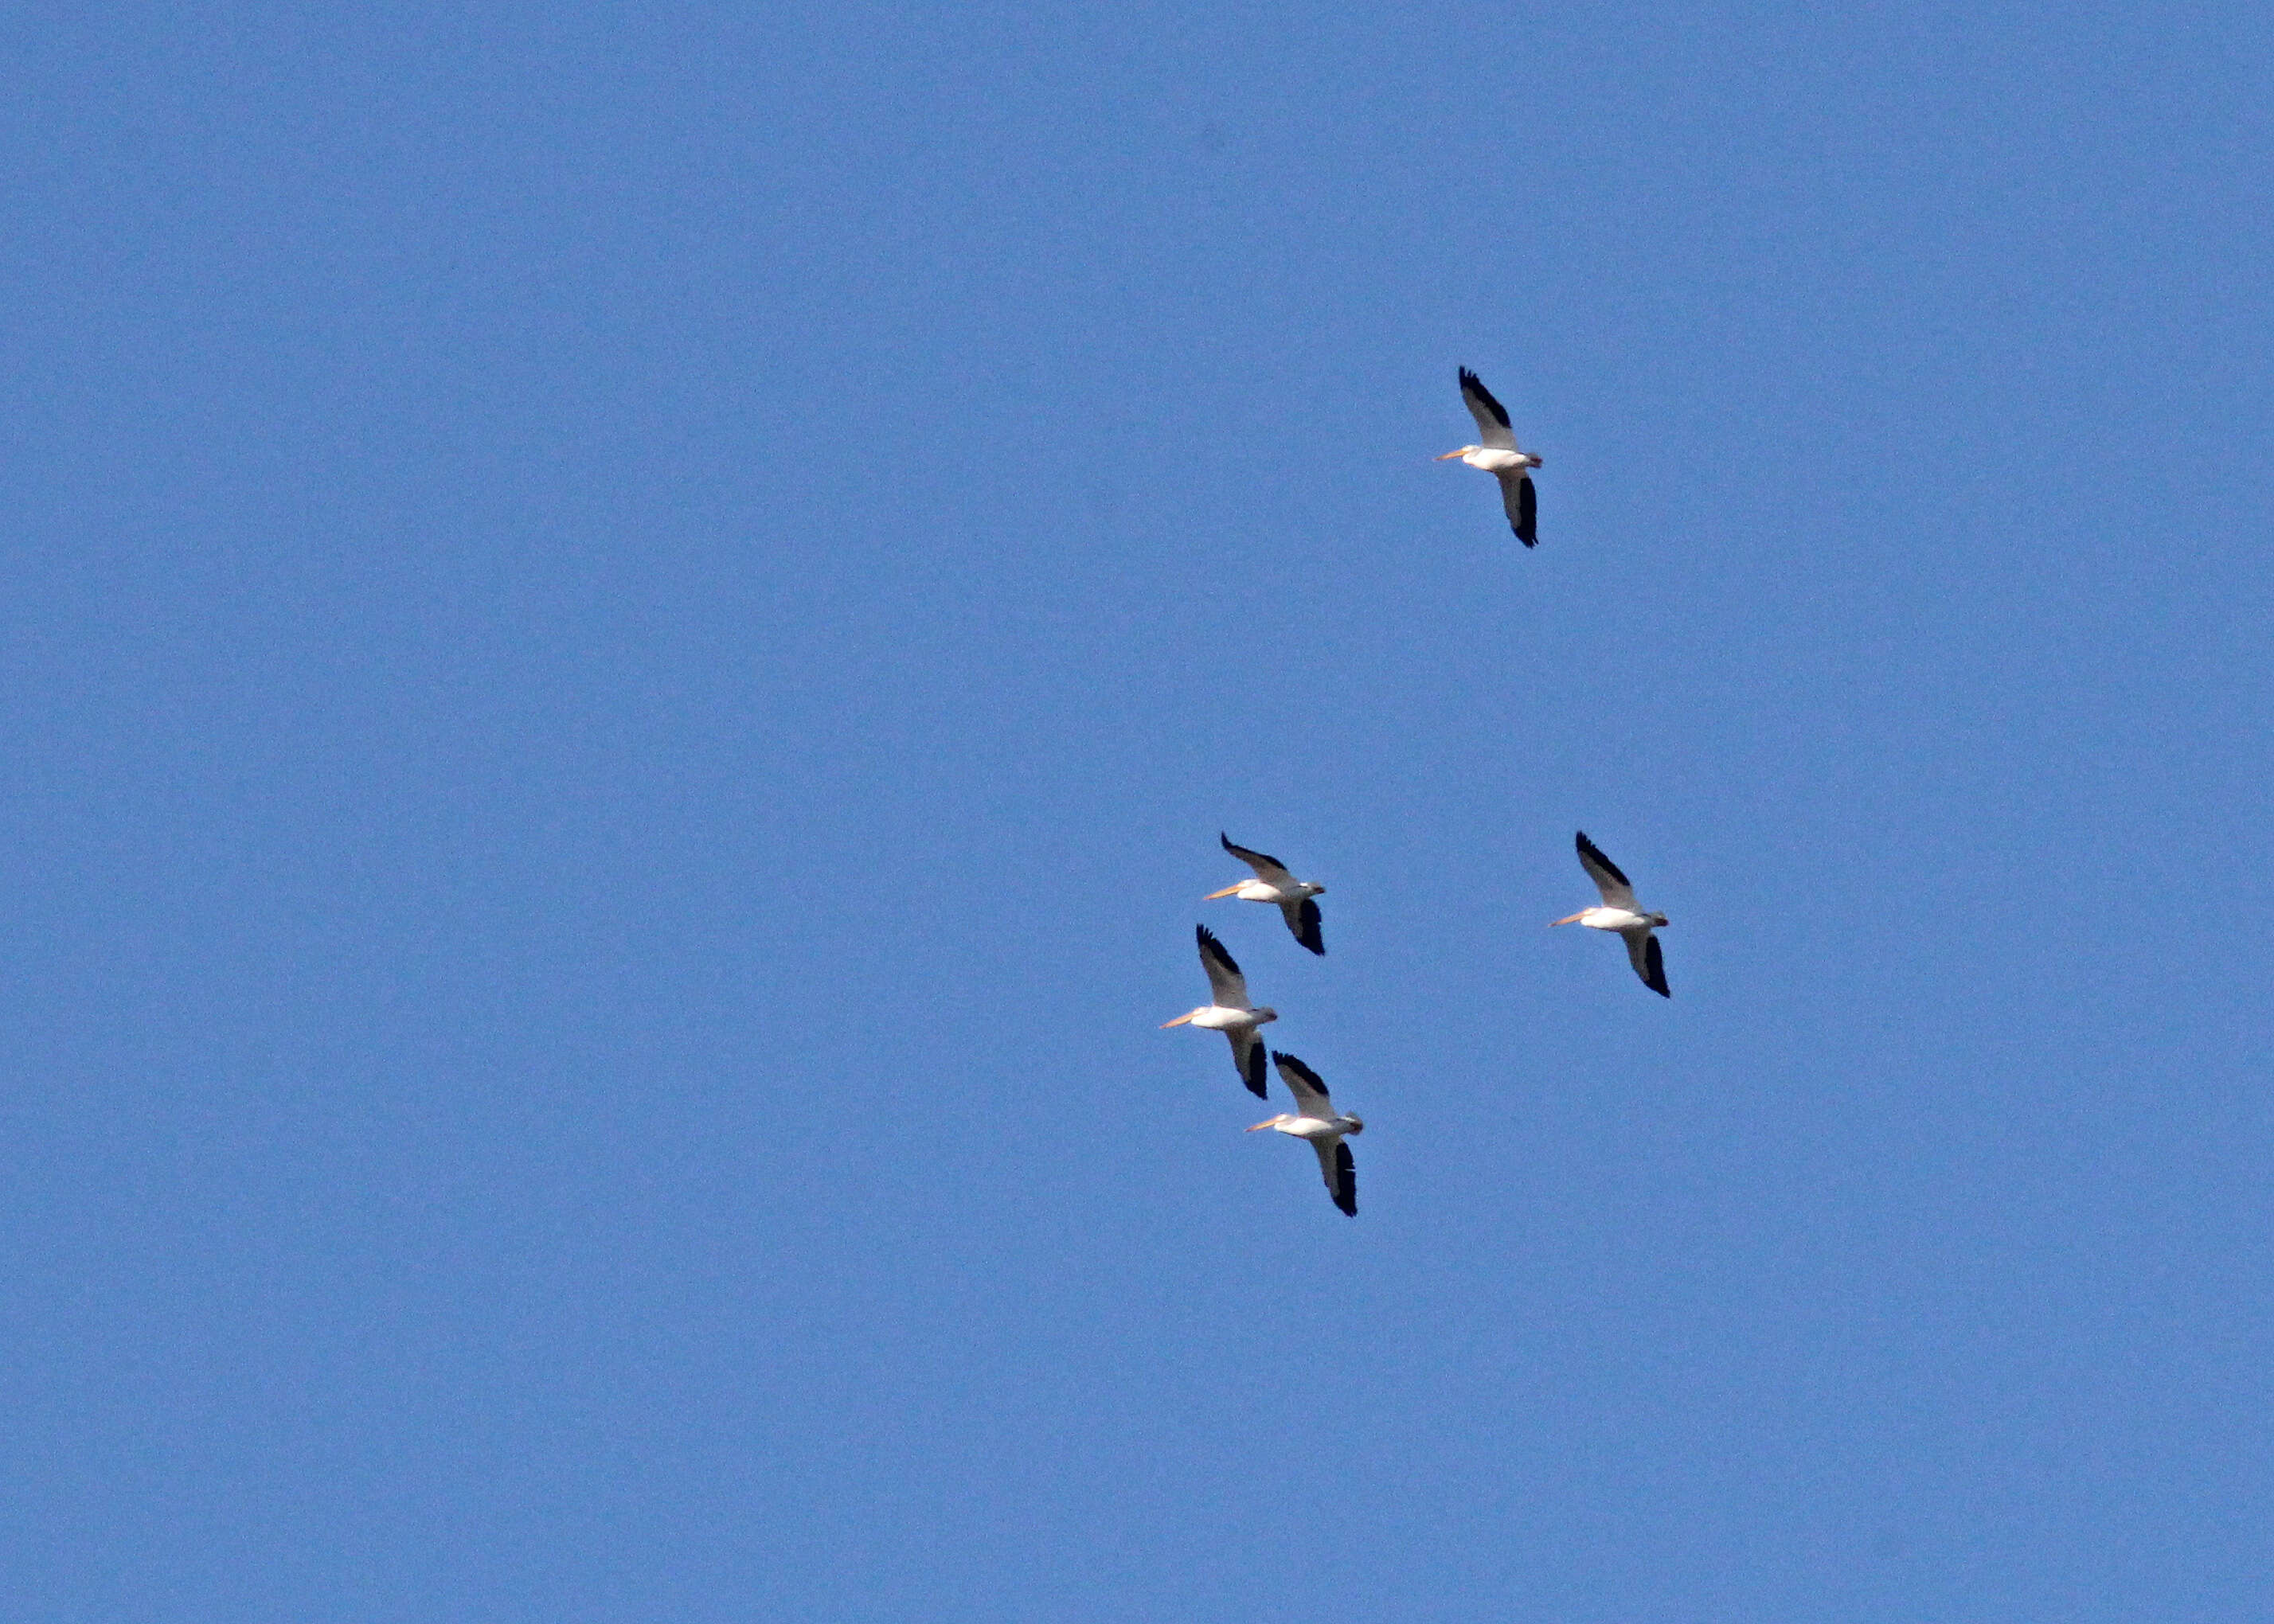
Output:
[1160, 369, 1672, 1218]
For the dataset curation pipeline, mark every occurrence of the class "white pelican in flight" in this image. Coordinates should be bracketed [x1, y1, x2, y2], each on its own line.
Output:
[1553, 830, 1670, 997]
[1162, 924, 1277, 1097]
[1206, 833, 1326, 955]
[1249, 1052, 1362, 1216]
[1438, 367, 1541, 546]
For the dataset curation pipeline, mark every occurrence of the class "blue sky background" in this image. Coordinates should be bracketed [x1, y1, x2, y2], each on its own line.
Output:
[3, 2, 2271, 1618]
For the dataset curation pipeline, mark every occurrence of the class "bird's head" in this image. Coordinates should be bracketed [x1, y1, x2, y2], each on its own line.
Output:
[1253, 1006, 1280, 1025]
[1303, 881, 1326, 897]
[1342, 1115, 1366, 1135]
[1526, 452, 1544, 467]
[1648, 912, 1670, 928]
[1436, 445, 1480, 461]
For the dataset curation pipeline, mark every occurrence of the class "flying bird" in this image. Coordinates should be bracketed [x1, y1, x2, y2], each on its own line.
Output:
[1162, 924, 1278, 1097]
[1553, 830, 1670, 996]
[1439, 367, 1542, 546]
[1206, 833, 1326, 955]
[1249, 1052, 1363, 1216]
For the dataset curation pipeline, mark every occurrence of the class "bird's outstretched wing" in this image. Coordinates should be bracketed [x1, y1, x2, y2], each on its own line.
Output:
[1312, 1137, 1358, 1216]
[1271, 1052, 1336, 1120]
[1459, 367, 1519, 452]
[1624, 929, 1671, 997]
[1220, 832, 1297, 889]
[1231, 1027, 1268, 1098]
[1575, 830, 1639, 911]
[1280, 896, 1325, 955]
[1196, 924, 1250, 1009]
[1498, 471, 1537, 547]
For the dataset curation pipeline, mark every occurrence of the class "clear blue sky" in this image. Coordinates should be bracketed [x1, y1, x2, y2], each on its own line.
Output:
[4, 3, 2270, 1619]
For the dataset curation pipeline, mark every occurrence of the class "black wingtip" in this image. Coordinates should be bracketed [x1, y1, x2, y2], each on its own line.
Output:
[1644, 935, 1671, 997]
[1574, 830, 1632, 888]
[1458, 366, 1511, 427]
[1197, 922, 1242, 977]
[1270, 1051, 1323, 1091]
[1219, 830, 1236, 853]
[1333, 1141, 1358, 1216]
[1296, 897, 1326, 955]
[1244, 1051, 1269, 1099]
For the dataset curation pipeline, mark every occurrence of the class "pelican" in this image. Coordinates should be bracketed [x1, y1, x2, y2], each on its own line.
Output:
[1553, 830, 1670, 997]
[1162, 923, 1277, 1097]
[1205, 833, 1326, 955]
[1438, 367, 1541, 546]
[1248, 1052, 1362, 1216]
